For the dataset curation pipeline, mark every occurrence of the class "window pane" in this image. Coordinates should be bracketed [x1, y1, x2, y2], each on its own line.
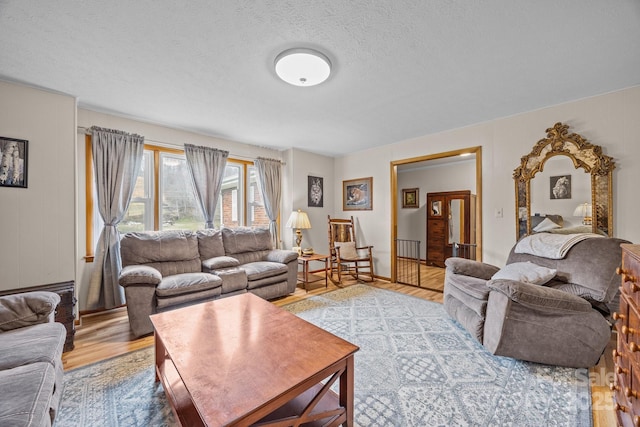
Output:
[118, 151, 153, 233]
[247, 166, 270, 228]
[216, 164, 241, 228]
[160, 153, 203, 230]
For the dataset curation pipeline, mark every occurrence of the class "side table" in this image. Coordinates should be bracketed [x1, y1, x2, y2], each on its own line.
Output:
[297, 254, 329, 292]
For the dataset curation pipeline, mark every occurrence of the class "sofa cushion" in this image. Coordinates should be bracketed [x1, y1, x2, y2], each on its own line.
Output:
[202, 256, 240, 272]
[0, 322, 66, 371]
[507, 237, 630, 303]
[0, 292, 61, 332]
[197, 229, 226, 259]
[120, 230, 200, 265]
[241, 261, 288, 281]
[246, 272, 289, 290]
[487, 279, 592, 313]
[222, 227, 272, 254]
[155, 273, 222, 298]
[0, 362, 56, 427]
[212, 268, 248, 294]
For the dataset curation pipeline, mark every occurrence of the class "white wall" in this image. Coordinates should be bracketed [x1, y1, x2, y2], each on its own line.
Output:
[76, 108, 287, 310]
[283, 148, 334, 255]
[336, 85, 640, 275]
[397, 160, 475, 259]
[0, 81, 76, 291]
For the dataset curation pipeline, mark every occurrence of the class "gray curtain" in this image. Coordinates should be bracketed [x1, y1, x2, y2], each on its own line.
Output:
[87, 126, 144, 310]
[255, 157, 283, 248]
[184, 144, 229, 229]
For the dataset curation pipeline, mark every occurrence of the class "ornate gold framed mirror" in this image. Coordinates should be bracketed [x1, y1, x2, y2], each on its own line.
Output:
[513, 122, 615, 240]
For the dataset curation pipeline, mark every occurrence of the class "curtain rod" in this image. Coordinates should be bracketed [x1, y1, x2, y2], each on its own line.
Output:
[77, 126, 276, 163]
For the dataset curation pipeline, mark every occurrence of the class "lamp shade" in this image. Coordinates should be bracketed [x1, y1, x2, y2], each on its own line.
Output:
[285, 210, 311, 229]
[275, 48, 331, 87]
[572, 203, 592, 217]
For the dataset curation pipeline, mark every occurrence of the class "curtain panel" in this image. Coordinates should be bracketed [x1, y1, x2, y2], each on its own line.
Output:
[184, 144, 229, 229]
[87, 126, 144, 310]
[254, 157, 283, 248]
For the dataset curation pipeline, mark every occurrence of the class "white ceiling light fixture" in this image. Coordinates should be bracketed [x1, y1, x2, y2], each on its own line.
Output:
[275, 48, 331, 87]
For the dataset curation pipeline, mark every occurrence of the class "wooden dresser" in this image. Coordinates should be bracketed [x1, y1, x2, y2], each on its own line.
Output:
[426, 190, 476, 267]
[613, 244, 640, 426]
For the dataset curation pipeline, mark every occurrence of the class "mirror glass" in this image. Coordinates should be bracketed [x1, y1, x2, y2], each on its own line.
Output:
[530, 156, 591, 228]
[447, 199, 464, 244]
[514, 122, 614, 240]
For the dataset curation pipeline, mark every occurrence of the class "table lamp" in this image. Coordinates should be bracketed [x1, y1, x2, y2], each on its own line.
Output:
[285, 209, 311, 253]
[573, 203, 592, 225]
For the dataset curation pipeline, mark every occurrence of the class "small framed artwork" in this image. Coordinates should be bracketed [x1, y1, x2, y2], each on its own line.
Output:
[402, 188, 419, 208]
[343, 177, 372, 211]
[431, 200, 442, 217]
[0, 137, 28, 188]
[550, 175, 571, 199]
[308, 175, 324, 207]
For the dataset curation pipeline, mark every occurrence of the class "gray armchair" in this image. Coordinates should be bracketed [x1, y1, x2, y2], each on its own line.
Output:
[444, 236, 629, 368]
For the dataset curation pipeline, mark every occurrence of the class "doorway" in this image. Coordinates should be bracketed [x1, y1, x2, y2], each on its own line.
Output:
[390, 146, 482, 285]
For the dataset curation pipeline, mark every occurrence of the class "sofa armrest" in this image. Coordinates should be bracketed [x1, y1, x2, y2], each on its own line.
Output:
[264, 249, 299, 264]
[119, 265, 162, 287]
[0, 291, 61, 332]
[487, 279, 592, 313]
[445, 258, 500, 280]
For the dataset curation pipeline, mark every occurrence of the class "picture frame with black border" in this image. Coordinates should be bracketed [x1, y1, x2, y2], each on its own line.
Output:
[0, 136, 28, 188]
[307, 175, 324, 207]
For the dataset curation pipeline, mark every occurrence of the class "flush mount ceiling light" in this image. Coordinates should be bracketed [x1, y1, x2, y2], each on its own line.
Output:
[275, 48, 331, 87]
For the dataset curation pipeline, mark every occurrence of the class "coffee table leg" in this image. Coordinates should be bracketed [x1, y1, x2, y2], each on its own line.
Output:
[340, 354, 355, 426]
[154, 332, 164, 382]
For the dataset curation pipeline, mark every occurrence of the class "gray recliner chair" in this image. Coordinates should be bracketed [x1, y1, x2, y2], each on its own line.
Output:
[444, 236, 629, 368]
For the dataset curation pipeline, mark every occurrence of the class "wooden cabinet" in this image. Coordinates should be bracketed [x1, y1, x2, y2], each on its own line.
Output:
[0, 281, 76, 352]
[613, 244, 640, 426]
[426, 190, 476, 267]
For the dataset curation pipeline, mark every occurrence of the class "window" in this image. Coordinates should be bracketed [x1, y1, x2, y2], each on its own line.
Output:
[85, 137, 267, 260]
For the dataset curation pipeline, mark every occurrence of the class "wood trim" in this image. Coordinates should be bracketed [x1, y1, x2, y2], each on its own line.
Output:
[390, 146, 482, 281]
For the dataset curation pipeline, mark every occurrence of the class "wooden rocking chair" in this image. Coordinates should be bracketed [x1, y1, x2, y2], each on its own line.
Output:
[327, 215, 375, 283]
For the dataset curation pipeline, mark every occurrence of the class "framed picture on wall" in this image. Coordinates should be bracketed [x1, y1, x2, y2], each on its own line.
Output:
[0, 136, 28, 188]
[343, 177, 372, 210]
[307, 175, 324, 207]
[402, 188, 419, 208]
[550, 175, 571, 199]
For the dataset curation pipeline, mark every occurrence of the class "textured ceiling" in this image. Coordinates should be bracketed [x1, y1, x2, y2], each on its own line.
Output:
[1, 1, 639, 156]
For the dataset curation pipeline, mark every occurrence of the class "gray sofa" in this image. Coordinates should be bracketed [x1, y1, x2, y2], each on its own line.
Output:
[119, 227, 299, 337]
[444, 236, 629, 368]
[0, 291, 66, 427]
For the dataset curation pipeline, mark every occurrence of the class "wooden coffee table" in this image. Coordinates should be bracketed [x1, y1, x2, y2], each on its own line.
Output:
[150, 293, 359, 426]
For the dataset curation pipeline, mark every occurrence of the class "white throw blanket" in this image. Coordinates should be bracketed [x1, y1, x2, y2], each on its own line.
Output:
[514, 232, 604, 259]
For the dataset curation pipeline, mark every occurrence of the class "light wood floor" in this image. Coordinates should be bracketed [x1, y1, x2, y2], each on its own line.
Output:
[62, 267, 615, 426]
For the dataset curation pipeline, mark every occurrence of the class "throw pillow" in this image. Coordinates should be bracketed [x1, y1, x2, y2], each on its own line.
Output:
[335, 241, 359, 259]
[533, 217, 561, 232]
[491, 261, 557, 285]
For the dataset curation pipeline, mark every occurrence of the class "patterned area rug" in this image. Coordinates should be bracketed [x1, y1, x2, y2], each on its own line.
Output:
[55, 348, 175, 426]
[55, 285, 591, 426]
[284, 285, 591, 426]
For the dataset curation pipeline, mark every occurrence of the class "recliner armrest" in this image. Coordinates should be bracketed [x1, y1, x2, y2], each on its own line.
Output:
[119, 265, 162, 287]
[487, 279, 592, 313]
[0, 291, 61, 332]
[445, 258, 500, 280]
[264, 249, 298, 264]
